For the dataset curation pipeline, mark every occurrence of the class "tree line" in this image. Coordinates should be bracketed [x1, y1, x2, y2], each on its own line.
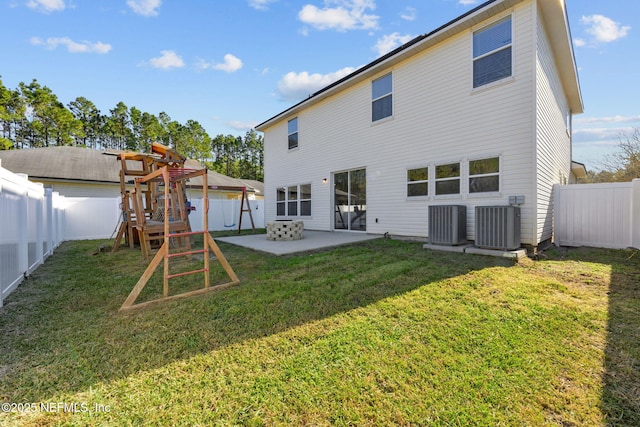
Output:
[0, 78, 263, 181]
[585, 127, 640, 183]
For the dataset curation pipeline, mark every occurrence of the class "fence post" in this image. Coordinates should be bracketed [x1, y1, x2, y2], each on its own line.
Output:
[34, 183, 44, 271]
[633, 179, 640, 249]
[17, 174, 29, 282]
[47, 190, 54, 255]
[44, 188, 52, 257]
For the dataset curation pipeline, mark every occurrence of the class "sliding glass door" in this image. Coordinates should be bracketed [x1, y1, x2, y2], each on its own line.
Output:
[333, 168, 366, 231]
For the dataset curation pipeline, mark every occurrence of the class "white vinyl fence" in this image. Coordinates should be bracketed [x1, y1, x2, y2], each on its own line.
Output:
[62, 197, 265, 241]
[1, 165, 65, 307]
[554, 179, 640, 249]
[1, 163, 265, 307]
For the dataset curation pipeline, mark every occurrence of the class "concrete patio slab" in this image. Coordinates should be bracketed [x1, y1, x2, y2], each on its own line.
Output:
[216, 230, 381, 256]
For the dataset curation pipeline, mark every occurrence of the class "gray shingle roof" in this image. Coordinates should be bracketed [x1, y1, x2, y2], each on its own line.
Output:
[0, 146, 263, 195]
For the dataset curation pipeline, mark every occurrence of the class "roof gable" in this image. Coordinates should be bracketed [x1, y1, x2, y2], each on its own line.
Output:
[256, 0, 582, 131]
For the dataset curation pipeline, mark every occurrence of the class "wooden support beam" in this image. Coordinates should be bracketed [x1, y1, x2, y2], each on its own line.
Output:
[119, 165, 239, 312]
[120, 243, 167, 310]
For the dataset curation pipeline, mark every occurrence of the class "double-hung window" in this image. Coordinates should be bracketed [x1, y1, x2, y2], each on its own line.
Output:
[372, 73, 392, 121]
[300, 184, 311, 216]
[469, 157, 500, 193]
[276, 184, 311, 217]
[435, 163, 460, 195]
[473, 16, 512, 88]
[407, 167, 428, 197]
[288, 117, 298, 150]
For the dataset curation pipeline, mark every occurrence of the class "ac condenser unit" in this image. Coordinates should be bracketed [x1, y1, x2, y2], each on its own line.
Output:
[428, 205, 467, 246]
[475, 206, 521, 250]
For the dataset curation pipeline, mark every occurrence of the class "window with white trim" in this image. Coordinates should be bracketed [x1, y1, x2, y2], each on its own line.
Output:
[300, 184, 311, 216]
[469, 157, 500, 193]
[407, 167, 428, 197]
[473, 16, 512, 88]
[288, 117, 298, 150]
[276, 184, 311, 217]
[372, 73, 392, 121]
[435, 163, 460, 195]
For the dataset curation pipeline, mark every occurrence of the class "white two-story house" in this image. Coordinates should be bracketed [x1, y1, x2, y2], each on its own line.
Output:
[256, 0, 583, 250]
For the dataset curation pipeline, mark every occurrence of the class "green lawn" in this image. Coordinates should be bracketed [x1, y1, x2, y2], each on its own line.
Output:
[0, 234, 638, 426]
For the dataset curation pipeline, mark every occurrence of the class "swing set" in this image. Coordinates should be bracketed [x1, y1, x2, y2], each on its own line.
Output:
[208, 185, 256, 233]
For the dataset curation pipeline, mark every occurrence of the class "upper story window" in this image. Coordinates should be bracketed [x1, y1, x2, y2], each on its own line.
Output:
[288, 117, 298, 150]
[372, 73, 392, 122]
[473, 16, 512, 88]
[407, 167, 428, 197]
[469, 157, 500, 193]
[435, 163, 460, 195]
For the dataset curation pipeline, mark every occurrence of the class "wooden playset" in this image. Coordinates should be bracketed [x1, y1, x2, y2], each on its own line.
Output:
[114, 143, 240, 311]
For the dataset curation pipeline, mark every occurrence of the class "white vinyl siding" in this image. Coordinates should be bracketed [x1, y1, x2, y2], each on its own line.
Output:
[262, 1, 552, 245]
[535, 5, 572, 244]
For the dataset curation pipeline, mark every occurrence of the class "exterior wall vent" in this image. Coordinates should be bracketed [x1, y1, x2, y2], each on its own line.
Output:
[428, 205, 467, 245]
[475, 206, 521, 250]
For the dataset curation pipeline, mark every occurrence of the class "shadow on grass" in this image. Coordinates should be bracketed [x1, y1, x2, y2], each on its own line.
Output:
[602, 250, 640, 426]
[555, 247, 640, 426]
[0, 235, 512, 402]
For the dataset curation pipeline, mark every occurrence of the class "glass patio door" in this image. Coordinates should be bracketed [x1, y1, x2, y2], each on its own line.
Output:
[333, 168, 366, 231]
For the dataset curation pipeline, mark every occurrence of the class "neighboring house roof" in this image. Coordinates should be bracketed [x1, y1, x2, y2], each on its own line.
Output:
[571, 161, 588, 180]
[0, 146, 263, 195]
[256, 0, 582, 131]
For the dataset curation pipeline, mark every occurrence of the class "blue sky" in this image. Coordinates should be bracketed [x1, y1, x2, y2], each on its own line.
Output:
[0, 0, 637, 171]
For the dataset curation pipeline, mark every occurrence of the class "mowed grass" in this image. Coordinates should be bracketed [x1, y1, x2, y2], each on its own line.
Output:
[0, 234, 638, 426]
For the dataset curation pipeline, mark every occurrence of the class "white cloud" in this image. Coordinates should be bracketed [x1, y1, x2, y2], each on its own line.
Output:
[573, 127, 629, 141]
[579, 14, 630, 46]
[228, 120, 259, 131]
[127, 0, 161, 17]
[277, 66, 358, 101]
[26, 0, 65, 13]
[30, 36, 112, 53]
[197, 54, 243, 73]
[248, 0, 277, 11]
[574, 115, 640, 125]
[458, 0, 478, 6]
[573, 38, 586, 48]
[214, 54, 243, 73]
[399, 7, 416, 22]
[298, 0, 379, 32]
[374, 32, 413, 57]
[148, 50, 184, 69]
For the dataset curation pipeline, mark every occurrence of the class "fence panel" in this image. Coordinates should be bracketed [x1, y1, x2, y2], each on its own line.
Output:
[1, 163, 265, 307]
[60, 197, 265, 241]
[63, 197, 121, 241]
[554, 180, 640, 249]
[177, 198, 265, 232]
[1, 165, 65, 307]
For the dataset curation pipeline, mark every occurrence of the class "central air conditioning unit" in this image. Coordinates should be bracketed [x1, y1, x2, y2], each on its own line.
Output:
[475, 206, 521, 250]
[428, 205, 467, 246]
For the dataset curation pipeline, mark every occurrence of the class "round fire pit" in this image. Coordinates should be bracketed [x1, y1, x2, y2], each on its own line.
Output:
[266, 220, 304, 241]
